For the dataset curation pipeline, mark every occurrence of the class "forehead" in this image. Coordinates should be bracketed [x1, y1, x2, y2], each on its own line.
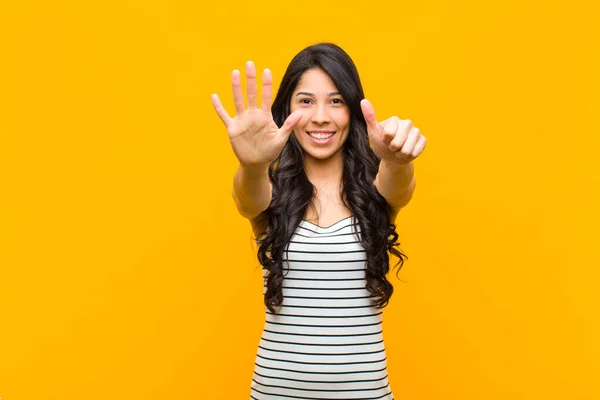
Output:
[293, 68, 339, 93]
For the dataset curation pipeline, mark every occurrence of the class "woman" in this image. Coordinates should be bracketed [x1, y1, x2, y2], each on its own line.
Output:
[212, 42, 426, 399]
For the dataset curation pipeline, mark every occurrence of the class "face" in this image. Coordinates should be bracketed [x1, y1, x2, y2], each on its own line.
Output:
[290, 68, 351, 161]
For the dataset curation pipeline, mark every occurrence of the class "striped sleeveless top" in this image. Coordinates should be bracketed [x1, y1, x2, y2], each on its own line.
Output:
[250, 215, 395, 400]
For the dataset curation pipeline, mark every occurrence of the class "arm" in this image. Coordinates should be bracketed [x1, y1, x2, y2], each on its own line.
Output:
[374, 160, 416, 221]
[211, 61, 301, 226]
[359, 99, 425, 221]
[232, 163, 273, 220]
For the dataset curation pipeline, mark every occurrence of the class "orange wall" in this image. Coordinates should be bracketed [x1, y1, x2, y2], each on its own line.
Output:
[1, 0, 598, 399]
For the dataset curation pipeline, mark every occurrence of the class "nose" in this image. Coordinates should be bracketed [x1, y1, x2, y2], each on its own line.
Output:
[311, 103, 330, 124]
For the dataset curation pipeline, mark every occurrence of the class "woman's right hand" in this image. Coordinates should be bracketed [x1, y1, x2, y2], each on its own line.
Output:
[211, 61, 303, 168]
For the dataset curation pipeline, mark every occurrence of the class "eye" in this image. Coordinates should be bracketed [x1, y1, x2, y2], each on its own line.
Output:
[331, 98, 344, 104]
[299, 98, 312, 104]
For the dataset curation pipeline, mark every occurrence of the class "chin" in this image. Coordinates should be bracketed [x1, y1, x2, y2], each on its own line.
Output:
[305, 148, 342, 160]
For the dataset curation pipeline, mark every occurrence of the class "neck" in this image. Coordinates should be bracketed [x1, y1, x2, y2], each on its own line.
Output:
[303, 150, 344, 189]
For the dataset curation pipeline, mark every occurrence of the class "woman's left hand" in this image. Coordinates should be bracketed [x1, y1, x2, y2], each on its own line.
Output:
[360, 99, 427, 165]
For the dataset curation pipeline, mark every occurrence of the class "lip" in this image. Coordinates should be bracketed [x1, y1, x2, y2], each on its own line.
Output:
[306, 130, 336, 145]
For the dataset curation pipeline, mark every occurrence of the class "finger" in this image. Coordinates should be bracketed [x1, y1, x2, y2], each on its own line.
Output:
[388, 117, 408, 151]
[411, 134, 427, 157]
[396, 127, 420, 156]
[246, 61, 258, 109]
[261, 68, 273, 112]
[231, 69, 245, 115]
[360, 99, 380, 133]
[278, 110, 304, 139]
[211, 93, 232, 128]
[381, 118, 399, 148]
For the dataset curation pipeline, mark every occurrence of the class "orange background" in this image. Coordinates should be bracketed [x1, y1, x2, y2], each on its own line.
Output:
[1, 0, 598, 399]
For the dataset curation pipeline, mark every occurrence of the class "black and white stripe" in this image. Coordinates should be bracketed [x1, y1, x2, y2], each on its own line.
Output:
[250, 216, 394, 399]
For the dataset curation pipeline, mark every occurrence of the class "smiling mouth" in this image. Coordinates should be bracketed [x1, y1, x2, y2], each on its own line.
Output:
[307, 131, 335, 139]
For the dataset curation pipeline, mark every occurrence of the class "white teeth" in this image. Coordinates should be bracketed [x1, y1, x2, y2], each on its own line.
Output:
[309, 132, 334, 139]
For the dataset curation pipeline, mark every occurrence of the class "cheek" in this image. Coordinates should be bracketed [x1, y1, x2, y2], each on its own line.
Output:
[297, 113, 311, 128]
[293, 116, 308, 137]
[335, 110, 351, 129]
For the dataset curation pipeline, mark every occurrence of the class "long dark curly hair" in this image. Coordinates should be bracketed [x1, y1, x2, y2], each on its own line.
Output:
[253, 42, 408, 313]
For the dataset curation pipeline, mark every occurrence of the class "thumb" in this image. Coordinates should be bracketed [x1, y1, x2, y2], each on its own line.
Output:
[278, 110, 303, 138]
[360, 99, 380, 134]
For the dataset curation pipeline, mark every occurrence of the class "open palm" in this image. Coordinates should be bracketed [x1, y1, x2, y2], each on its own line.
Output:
[211, 61, 303, 167]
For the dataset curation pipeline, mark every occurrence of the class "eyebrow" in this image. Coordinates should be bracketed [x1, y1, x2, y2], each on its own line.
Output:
[295, 91, 342, 97]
